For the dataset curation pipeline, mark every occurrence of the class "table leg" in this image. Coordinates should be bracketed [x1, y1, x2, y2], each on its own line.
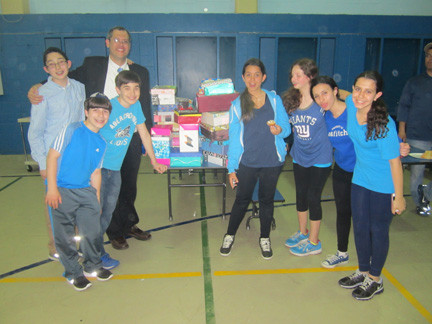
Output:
[168, 169, 173, 221]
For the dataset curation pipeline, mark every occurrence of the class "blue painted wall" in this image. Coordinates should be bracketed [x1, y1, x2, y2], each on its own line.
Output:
[0, 13, 431, 154]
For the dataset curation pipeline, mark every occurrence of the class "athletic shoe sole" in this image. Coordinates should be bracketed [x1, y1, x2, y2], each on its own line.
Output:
[321, 259, 349, 269]
[289, 248, 322, 257]
[284, 238, 308, 248]
[353, 287, 384, 301]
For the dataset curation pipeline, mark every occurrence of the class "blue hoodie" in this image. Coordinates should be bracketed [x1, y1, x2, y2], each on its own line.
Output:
[227, 89, 291, 173]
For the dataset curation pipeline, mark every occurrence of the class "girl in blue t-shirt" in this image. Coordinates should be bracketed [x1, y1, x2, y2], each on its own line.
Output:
[310, 76, 355, 269]
[311, 76, 411, 271]
[337, 71, 406, 301]
[282, 59, 333, 257]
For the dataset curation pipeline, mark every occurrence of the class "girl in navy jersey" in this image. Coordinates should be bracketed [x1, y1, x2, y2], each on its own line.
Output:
[282, 59, 332, 256]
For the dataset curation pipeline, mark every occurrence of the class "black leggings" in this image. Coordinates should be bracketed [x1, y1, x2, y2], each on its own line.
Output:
[227, 164, 283, 238]
[332, 163, 353, 252]
[293, 163, 331, 221]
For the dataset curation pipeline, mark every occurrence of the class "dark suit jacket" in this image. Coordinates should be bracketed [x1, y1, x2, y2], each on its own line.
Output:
[69, 56, 153, 131]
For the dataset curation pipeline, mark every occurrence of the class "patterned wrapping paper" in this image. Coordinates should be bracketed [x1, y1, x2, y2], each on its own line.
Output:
[201, 111, 230, 126]
[152, 137, 170, 159]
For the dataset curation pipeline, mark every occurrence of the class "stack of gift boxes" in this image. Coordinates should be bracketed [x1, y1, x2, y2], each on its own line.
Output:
[197, 78, 239, 167]
[150, 79, 239, 168]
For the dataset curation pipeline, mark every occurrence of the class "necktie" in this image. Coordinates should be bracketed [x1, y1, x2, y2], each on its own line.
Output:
[117, 67, 123, 73]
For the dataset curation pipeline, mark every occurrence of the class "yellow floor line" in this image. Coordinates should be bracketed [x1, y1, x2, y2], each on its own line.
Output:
[2, 267, 431, 323]
[214, 266, 357, 276]
[382, 268, 432, 323]
[0, 271, 202, 283]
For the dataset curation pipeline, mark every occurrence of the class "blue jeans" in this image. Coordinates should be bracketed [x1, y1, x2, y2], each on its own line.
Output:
[100, 168, 121, 255]
[351, 184, 393, 277]
[406, 139, 432, 206]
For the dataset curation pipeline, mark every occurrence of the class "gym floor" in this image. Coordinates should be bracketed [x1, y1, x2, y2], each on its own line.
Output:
[1, 155, 431, 324]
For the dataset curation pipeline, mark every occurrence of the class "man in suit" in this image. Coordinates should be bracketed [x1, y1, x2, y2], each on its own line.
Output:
[28, 26, 153, 254]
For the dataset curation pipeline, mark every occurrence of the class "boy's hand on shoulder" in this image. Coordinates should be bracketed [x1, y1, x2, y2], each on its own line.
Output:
[152, 162, 168, 174]
[28, 83, 43, 105]
[45, 189, 62, 209]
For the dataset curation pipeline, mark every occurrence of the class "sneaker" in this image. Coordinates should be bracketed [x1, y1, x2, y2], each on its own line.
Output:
[101, 253, 120, 270]
[67, 276, 92, 291]
[259, 238, 273, 260]
[417, 185, 431, 216]
[338, 269, 366, 289]
[418, 184, 430, 205]
[48, 252, 60, 261]
[321, 251, 349, 269]
[220, 234, 235, 256]
[416, 205, 431, 216]
[352, 276, 384, 301]
[289, 240, 322, 256]
[285, 230, 309, 248]
[84, 268, 114, 281]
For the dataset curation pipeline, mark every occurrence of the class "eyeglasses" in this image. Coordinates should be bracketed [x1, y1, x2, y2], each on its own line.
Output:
[46, 60, 67, 69]
[112, 38, 130, 45]
[425, 53, 432, 59]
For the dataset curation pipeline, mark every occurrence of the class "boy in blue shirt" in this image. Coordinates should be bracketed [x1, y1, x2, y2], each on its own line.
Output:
[98, 70, 167, 268]
[46, 93, 113, 291]
[28, 47, 85, 261]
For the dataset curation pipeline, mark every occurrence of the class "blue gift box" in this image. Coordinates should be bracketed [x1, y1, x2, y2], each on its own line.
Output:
[170, 147, 202, 167]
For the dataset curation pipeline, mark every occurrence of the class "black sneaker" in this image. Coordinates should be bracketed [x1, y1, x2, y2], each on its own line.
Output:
[220, 234, 235, 256]
[417, 185, 431, 216]
[418, 184, 430, 205]
[338, 270, 366, 289]
[84, 268, 114, 281]
[352, 276, 384, 301]
[67, 276, 92, 291]
[259, 238, 273, 260]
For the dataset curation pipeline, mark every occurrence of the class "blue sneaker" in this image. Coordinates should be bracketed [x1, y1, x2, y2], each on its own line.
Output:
[101, 253, 119, 270]
[285, 230, 309, 248]
[321, 251, 349, 268]
[290, 240, 322, 256]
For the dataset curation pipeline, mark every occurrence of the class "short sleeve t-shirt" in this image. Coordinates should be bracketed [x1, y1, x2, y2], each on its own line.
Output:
[99, 97, 145, 171]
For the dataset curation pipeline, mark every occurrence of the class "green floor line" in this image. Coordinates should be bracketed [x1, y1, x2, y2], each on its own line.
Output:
[200, 173, 216, 324]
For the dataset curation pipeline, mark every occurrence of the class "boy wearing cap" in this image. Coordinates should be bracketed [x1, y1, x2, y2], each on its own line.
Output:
[397, 42, 432, 215]
[28, 47, 85, 261]
[46, 94, 113, 291]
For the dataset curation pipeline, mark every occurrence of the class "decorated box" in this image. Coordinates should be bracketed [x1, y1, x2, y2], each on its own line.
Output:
[157, 158, 171, 166]
[201, 111, 229, 127]
[153, 111, 175, 124]
[157, 104, 177, 112]
[179, 123, 199, 152]
[200, 137, 229, 155]
[202, 150, 228, 167]
[196, 92, 239, 112]
[174, 110, 202, 124]
[200, 123, 229, 142]
[171, 132, 180, 147]
[151, 124, 172, 137]
[151, 86, 176, 105]
[170, 147, 202, 167]
[152, 136, 170, 159]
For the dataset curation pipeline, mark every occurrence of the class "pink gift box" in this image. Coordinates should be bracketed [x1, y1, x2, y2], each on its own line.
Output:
[156, 158, 171, 166]
[151, 125, 173, 137]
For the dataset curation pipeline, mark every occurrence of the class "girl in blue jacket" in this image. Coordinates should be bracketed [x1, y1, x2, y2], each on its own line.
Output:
[220, 58, 291, 259]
